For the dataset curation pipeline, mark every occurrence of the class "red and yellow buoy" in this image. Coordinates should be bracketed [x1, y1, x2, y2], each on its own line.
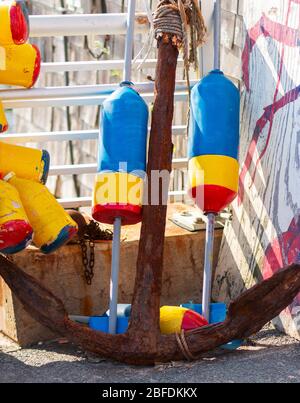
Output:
[7, 174, 78, 254]
[92, 83, 149, 226]
[0, 1, 29, 45]
[160, 306, 208, 335]
[0, 1, 41, 133]
[0, 173, 33, 254]
[188, 70, 240, 214]
[0, 43, 41, 88]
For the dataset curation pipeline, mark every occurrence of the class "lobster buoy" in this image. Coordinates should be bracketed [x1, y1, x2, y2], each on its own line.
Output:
[0, 174, 32, 254]
[0, 1, 29, 45]
[160, 306, 208, 335]
[0, 43, 41, 88]
[188, 70, 240, 214]
[93, 82, 148, 225]
[0, 142, 50, 184]
[7, 173, 78, 254]
[0, 103, 8, 133]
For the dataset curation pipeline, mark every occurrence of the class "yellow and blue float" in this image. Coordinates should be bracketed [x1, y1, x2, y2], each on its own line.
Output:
[185, 69, 242, 350]
[7, 173, 78, 254]
[160, 306, 208, 335]
[188, 69, 240, 214]
[90, 80, 149, 335]
[89, 305, 209, 335]
[92, 82, 148, 226]
[0, 142, 50, 184]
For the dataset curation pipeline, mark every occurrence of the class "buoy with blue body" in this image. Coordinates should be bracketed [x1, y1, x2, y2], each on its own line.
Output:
[187, 70, 240, 323]
[92, 81, 149, 334]
[90, 306, 209, 336]
[188, 69, 240, 214]
[186, 1, 241, 347]
[89, 0, 149, 336]
[92, 82, 148, 226]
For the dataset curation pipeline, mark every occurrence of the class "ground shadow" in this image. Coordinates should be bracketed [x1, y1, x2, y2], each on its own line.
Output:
[1, 328, 300, 383]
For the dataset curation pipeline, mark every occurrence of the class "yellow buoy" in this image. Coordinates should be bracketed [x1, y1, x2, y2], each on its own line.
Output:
[0, 103, 8, 133]
[0, 1, 29, 46]
[0, 173, 32, 254]
[7, 174, 78, 254]
[0, 142, 50, 184]
[0, 43, 41, 88]
[160, 306, 209, 335]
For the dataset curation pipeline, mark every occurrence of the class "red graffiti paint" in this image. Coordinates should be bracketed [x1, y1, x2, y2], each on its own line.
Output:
[239, 1, 300, 204]
[238, 85, 300, 203]
[263, 217, 300, 305]
[242, 13, 300, 90]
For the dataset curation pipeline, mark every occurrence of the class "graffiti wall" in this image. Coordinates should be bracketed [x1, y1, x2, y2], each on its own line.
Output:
[213, 0, 300, 338]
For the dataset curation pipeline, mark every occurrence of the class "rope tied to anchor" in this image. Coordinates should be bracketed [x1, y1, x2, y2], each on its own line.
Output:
[153, 0, 207, 71]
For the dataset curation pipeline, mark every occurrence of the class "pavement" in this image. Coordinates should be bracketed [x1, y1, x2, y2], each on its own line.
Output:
[1, 325, 300, 383]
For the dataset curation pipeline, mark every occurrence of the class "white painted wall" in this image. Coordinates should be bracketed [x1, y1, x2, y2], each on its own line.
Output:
[214, 0, 300, 340]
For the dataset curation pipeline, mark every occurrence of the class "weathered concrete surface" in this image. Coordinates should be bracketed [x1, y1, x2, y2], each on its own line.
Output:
[0, 204, 222, 347]
[1, 325, 300, 383]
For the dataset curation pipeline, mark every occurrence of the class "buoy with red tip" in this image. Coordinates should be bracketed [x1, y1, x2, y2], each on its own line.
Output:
[0, 1, 41, 133]
[7, 173, 78, 254]
[89, 305, 209, 336]
[0, 1, 29, 45]
[0, 172, 33, 255]
[160, 306, 208, 335]
[92, 82, 148, 226]
[91, 0, 148, 336]
[0, 43, 41, 89]
[187, 0, 240, 324]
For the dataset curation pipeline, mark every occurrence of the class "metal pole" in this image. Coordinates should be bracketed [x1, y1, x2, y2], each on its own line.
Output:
[109, 217, 122, 334]
[214, 0, 221, 70]
[109, 0, 136, 335]
[201, 1, 220, 323]
[123, 0, 137, 82]
[202, 213, 216, 322]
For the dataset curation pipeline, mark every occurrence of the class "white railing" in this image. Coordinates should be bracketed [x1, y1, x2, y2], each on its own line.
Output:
[29, 13, 149, 37]
[40, 59, 185, 73]
[0, 6, 215, 209]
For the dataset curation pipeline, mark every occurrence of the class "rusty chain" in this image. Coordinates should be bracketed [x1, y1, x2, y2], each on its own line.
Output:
[2, 217, 113, 286]
[80, 220, 113, 285]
